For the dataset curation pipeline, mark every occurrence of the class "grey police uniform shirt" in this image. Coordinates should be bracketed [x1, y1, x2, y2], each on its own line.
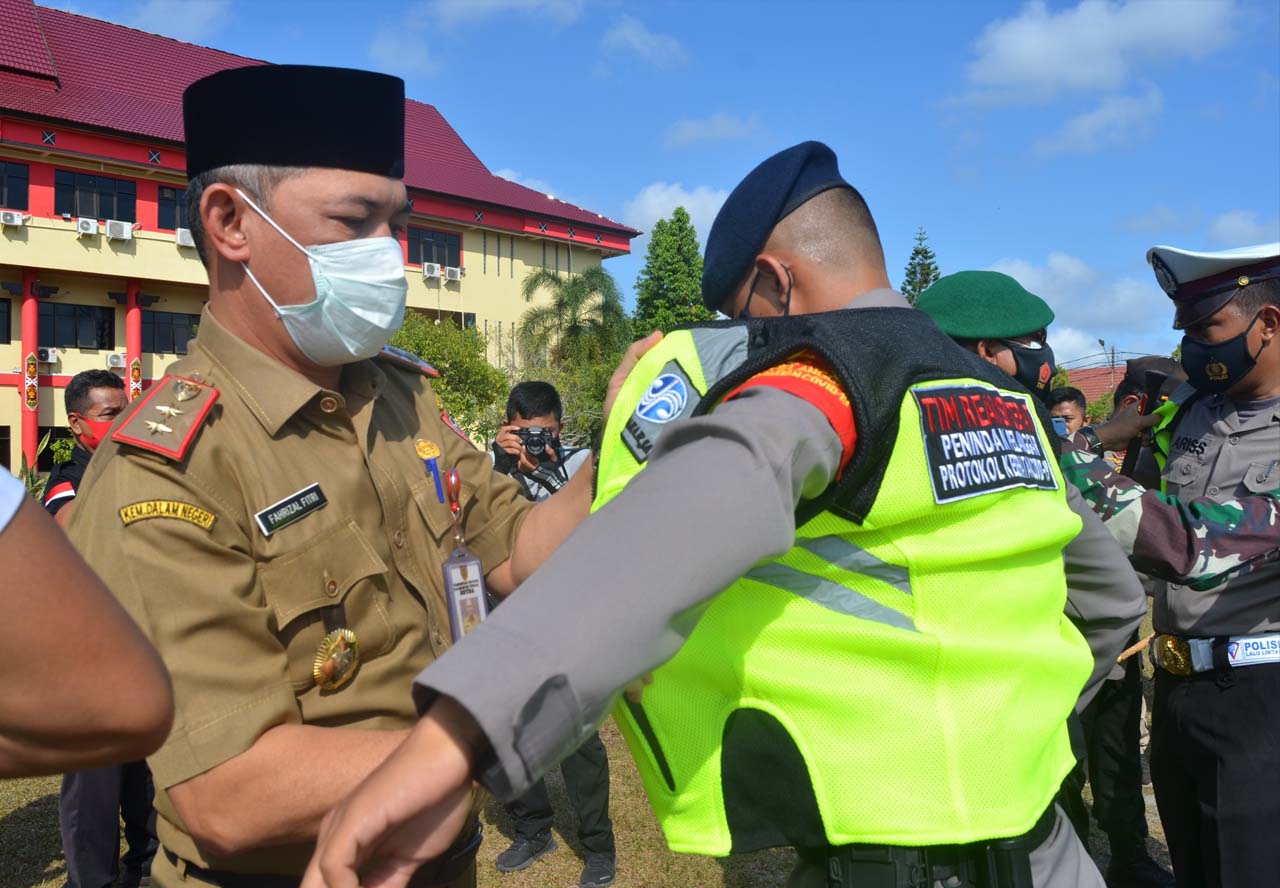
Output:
[414, 290, 1146, 800]
[1154, 389, 1280, 637]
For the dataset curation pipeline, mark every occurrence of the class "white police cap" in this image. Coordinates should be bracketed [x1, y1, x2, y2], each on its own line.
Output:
[1146, 242, 1280, 328]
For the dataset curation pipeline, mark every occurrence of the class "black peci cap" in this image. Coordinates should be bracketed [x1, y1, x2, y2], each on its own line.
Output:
[183, 65, 405, 180]
[701, 141, 852, 311]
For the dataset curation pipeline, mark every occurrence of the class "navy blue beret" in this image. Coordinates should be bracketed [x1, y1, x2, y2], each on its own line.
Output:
[184, 65, 405, 180]
[701, 141, 851, 311]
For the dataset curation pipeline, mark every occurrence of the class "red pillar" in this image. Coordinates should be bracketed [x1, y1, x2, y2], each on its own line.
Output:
[20, 269, 39, 469]
[125, 279, 142, 400]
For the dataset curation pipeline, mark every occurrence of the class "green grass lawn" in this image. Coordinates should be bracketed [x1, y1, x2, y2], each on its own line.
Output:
[0, 718, 1169, 887]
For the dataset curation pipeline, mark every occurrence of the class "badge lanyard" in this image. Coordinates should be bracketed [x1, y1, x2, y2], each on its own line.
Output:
[441, 467, 489, 642]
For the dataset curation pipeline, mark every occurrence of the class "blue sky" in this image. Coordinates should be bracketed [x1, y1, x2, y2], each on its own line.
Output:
[61, 0, 1280, 367]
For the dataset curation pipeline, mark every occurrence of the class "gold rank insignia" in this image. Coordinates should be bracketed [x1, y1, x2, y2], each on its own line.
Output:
[112, 375, 219, 461]
[313, 628, 360, 690]
[1206, 359, 1229, 382]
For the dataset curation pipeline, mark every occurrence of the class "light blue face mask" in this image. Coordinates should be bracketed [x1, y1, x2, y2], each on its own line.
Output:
[236, 189, 408, 366]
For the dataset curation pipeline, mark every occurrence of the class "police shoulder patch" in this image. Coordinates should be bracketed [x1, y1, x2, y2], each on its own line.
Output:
[376, 345, 440, 377]
[119, 500, 217, 530]
[112, 375, 219, 462]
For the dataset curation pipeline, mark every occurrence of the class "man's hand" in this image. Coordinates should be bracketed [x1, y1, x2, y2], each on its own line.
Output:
[1095, 402, 1162, 452]
[603, 331, 663, 430]
[303, 698, 482, 888]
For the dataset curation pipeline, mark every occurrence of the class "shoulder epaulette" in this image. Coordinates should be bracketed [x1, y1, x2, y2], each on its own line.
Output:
[376, 345, 440, 378]
[112, 375, 219, 462]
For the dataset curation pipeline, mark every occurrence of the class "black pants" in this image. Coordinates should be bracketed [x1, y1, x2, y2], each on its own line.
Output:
[1058, 655, 1148, 848]
[505, 732, 615, 856]
[1151, 662, 1280, 887]
[59, 760, 157, 888]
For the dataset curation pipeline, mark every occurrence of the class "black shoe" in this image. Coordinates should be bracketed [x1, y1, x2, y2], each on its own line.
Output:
[494, 834, 557, 873]
[1105, 849, 1175, 888]
[579, 853, 616, 887]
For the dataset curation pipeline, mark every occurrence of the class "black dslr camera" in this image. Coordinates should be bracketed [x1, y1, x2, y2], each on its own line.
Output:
[516, 426, 557, 463]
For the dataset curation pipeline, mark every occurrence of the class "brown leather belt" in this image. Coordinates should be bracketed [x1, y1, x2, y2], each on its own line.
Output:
[164, 821, 481, 888]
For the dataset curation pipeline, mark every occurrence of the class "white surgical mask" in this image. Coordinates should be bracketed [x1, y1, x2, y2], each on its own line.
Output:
[236, 189, 407, 366]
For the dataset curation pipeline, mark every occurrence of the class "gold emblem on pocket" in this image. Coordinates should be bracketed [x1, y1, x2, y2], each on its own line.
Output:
[313, 629, 360, 690]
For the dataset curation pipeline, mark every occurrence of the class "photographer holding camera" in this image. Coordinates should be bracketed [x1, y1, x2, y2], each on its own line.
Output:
[488, 381, 616, 887]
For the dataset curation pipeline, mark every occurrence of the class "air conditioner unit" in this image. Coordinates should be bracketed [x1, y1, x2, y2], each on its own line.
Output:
[422, 262, 442, 279]
[445, 266, 462, 281]
[105, 219, 133, 241]
[36, 347, 58, 365]
[0, 210, 25, 227]
[76, 217, 98, 236]
[175, 227, 196, 248]
[106, 352, 127, 369]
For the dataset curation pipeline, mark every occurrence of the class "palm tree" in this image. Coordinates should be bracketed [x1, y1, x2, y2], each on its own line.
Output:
[518, 266, 630, 365]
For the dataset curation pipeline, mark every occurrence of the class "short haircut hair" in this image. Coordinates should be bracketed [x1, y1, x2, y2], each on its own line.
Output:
[65, 369, 125, 415]
[1114, 356, 1187, 408]
[186, 164, 304, 267]
[768, 186, 885, 273]
[1046, 387, 1086, 411]
[507, 381, 562, 423]
[1232, 277, 1280, 317]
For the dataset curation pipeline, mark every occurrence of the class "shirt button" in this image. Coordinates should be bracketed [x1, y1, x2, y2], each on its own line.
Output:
[432, 629, 445, 647]
[1228, 436, 1238, 445]
[393, 530, 405, 548]
[319, 396, 339, 413]
[1180, 464, 1192, 474]
[324, 578, 339, 597]
[1208, 485, 1220, 495]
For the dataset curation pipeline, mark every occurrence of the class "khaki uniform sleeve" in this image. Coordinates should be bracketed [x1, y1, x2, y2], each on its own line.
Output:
[432, 399, 532, 573]
[68, 452, 298, 789]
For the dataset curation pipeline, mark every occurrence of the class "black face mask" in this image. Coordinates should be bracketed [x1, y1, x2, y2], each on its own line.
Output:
[1180, 311, 1265, 394]
[1001, 339, 1057, 401]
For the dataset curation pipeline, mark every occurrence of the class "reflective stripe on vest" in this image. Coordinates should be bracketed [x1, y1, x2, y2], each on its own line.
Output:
[594, 327, 1092, 855]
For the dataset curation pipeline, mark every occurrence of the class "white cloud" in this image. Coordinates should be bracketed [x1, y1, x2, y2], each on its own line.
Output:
[368, 25, 438, 76]
[1207, 210, 1280, 247]
[622, 182, 727, 248]
[428, 0, 584, 29]
[964, 0, 1236, 105]
[130, 0, 230, 42]
[1033, 85, 1163, 155]
[601, 16, 687, 69]
[663, 113, 760, 149]
[987, 252, 1178, 361]
[492, 168, 555, 197]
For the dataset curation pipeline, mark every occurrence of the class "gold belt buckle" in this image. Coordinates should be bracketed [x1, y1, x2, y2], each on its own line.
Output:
[1154, 634, 1193, 676]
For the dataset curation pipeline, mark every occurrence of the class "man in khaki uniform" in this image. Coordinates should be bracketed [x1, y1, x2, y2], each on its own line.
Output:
[68, 64, 622, 887]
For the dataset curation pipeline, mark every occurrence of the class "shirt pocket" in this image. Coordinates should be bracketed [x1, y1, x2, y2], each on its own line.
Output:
[259, 519, 395, 693]
[1162, 454, 1206, 496]
[1242, 460, 1280, 495]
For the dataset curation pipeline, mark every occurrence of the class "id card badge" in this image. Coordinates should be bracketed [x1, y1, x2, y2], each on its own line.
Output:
[440, 467, 489, 642]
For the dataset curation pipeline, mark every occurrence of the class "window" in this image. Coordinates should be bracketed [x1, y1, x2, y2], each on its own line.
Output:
[142, 310, 199, 354]
[0, 299, 10, 344]
[0, 162, 28, 211]
[0, 426, 9, 471]
[408, 227, 460, 267]
[38, 303, 115, 350]
[54, 170, 136, 222]
[158, 185, 189, 231]
[37, 426, 75, 473]
[482, 231, 487, 274]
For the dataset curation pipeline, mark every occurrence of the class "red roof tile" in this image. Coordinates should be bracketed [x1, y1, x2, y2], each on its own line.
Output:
[1066, 367, 1124, 404]
[0, 0, 58, 80]
[0, 1, 637, 236]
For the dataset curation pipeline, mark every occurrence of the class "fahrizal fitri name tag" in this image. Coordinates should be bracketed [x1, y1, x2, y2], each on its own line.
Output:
[255, 483, 327, 537]
[1227, 634, 1280, 667]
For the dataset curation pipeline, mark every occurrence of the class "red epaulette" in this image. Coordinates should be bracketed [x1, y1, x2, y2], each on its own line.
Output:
[376, 345, 440, 377]
[111, 375, 219, 462]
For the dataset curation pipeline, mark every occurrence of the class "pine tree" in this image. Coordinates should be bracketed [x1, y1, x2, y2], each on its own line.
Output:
[901, 226, 941, 306]
[633, 206, 714, 333]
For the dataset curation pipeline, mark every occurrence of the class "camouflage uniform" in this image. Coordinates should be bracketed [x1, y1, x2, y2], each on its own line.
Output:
[1060, 448, 1280, 590]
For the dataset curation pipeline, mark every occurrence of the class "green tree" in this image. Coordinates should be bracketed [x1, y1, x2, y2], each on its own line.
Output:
[1050, 366, 1072, 390]
[900, 226, 941, 306]
[633, 206, 714, 332]
[1086, 393, 1114, 424]
[390, 311, 509, 442]
[1170, 343, 1182, 361]
[519, 266, 631, 365]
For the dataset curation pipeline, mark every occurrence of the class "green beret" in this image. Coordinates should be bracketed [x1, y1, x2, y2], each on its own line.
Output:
[916, 271, 1055, 339]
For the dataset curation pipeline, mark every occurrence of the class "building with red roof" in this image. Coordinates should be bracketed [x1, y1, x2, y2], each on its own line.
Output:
[1064, 366, 1125, 406]
[0, 0, 637, 470]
